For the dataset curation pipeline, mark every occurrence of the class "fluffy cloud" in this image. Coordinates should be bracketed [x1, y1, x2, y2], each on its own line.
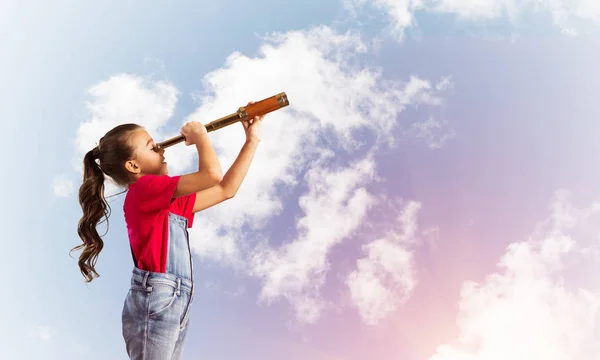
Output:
[74, 74, 179, 158]
[344, 0, 425, 39]
[410, 115, 456, 149]
[68, 74, 180, 196]
[431, 0, 520, 21]
[52, 174, 74, 197]
[27, 325, 57, 343]
[181, 26, 450, 321]
[249, 156, 377, 323]
[429, 189, 600, 360]
[184, 26, 450, 266]
[348, 0, 600, 38]
[433, 0, 600, 34]
[347, 200, 421, 325]
[23, 323, 90, 358]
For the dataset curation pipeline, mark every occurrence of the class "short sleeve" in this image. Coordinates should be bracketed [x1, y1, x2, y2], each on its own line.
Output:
[171, 192, 197, 228]
[133, 175, 181, 213]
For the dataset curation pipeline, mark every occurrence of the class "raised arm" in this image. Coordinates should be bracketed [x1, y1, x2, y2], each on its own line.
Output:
[192, 112, 263, 213]
[173, 121, 224, 198]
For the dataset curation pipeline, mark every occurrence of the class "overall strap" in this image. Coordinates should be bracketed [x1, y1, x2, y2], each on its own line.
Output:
[130, 244, 137, 267]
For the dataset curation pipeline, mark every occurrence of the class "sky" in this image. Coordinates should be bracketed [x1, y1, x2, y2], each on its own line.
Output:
[1, 0, 600, 359]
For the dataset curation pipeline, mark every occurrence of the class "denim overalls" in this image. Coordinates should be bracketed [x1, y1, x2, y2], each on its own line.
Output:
[121, 212, 195, 360]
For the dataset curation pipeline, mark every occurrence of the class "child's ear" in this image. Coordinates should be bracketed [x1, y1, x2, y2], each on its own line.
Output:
[125, 159, 141, 174]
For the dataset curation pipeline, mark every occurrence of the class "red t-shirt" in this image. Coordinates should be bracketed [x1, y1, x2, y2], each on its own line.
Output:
[123, 174, 196, 273]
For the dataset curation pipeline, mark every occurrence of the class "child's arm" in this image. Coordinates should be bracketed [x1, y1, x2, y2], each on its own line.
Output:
[192, 111, 263, 213]
[192, 138, 259, 212]
[174, 122, 224, 198]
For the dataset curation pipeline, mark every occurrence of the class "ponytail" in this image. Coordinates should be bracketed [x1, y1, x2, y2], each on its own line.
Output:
[71, 123, 141, 283]
[72, 147, 111, 283]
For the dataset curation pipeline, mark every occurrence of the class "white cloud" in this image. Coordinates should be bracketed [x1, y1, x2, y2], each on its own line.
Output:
[422, 225, 441, 252]
[184, 26, 450, 268]
[344, 0, 425, 39]
[536, 0, 600, 34]
[347, 200, 421, 325]
[410, 115, 456, 149]
[23, 324, 89, 358]
[249, 156, 377, 323]
[75, 74, 179, 157]
[436, 76, 454, 92]
[429, 189, 600, 360]
[432, 0, 600, 35]
[72, 73, 180, 196]
[574, 0, 600, 22]
[431, 0, 520, 21]
[27, 325, 57, 343]
[349, 0, 600, 38]
[180, 26, 450, 323]
[52, 174, 74, 197]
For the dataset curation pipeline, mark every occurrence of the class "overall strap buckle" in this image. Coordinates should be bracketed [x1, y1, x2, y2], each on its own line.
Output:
[142, 272, 153, 292]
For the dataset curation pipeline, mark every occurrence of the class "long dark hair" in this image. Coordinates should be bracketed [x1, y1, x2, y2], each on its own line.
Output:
[71, 123, 142, 283]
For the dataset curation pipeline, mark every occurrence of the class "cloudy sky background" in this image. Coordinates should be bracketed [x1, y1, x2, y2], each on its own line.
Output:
[2, 0, 600, 359]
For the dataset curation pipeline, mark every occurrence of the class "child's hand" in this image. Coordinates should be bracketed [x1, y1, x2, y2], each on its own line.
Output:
[180, 121, 208, 146]
[242, 101, 264, 143]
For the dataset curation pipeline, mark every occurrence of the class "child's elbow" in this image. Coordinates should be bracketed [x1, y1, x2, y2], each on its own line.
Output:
[207, 169, 223, 185]
[223, 190, 236, 200]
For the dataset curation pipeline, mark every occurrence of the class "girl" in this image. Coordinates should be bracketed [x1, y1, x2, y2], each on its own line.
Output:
[73, 105, 264, 359]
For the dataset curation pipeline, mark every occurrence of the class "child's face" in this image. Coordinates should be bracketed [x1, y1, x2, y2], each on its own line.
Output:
[128, 128, 168, 177]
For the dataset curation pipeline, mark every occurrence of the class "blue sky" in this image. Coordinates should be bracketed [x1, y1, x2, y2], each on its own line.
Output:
[2, 1, 600, 359]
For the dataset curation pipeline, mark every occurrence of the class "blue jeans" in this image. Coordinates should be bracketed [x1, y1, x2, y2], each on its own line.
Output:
[121, 267, 194, 359]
